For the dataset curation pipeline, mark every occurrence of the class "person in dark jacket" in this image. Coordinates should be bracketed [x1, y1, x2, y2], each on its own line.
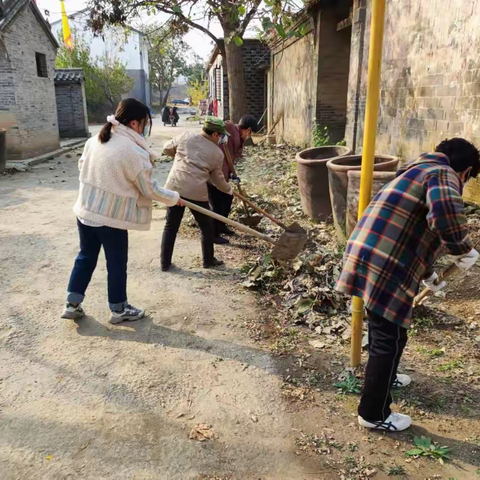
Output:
[337, 138, 480, 432]
[161, 106, 170, 125]
[208, 115, 258, 244]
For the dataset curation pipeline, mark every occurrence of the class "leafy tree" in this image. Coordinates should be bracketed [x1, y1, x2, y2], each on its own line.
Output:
[145, 24, 190, 107]
[56, 28, 134, 112]
[87, 0, 302, 122]
[185, 57, 206, 87]
[96, 53, 135, 109]
[55, 29, 104, 112]
[187, 76, 209, 106]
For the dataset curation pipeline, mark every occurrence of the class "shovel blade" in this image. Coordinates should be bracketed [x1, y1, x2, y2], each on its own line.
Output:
[285, 222, 306, 234]
[239, 215, 262, 227]
[271, 230, 307, 261]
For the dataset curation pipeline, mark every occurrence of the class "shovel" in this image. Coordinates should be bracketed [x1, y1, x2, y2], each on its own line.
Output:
[221, 145, 262, 228]
[182, 200, 307, 261]
[233, 191, 306, 235]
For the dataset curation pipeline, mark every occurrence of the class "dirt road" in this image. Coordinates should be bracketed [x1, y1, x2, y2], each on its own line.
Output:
[0, 122, 314, 479]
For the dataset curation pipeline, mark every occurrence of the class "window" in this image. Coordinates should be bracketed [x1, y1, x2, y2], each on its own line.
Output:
[35, 52, 48, 78]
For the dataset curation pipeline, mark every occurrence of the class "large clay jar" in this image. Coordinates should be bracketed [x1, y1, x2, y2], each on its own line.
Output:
[346, 170, 397, 237]
[295, 146, 351, 222]
[326, 154, 399, 241]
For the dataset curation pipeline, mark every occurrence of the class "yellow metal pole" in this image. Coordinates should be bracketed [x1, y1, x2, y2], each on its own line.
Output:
[350, 0, 387, 368]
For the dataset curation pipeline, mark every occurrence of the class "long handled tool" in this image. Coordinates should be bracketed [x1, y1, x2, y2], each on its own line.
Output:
[222, 145, 262, 227]
[183, 200, 307, 261]
[414, 240, 480, 305]
[233, 191, 306, 235]
[414, 263, 460, 306]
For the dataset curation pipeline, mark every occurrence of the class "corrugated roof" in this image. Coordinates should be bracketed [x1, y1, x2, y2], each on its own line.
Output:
[54, 68, 85, 84]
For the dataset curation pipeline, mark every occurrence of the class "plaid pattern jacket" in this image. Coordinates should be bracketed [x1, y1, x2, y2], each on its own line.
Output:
[336, 153, 472, 328]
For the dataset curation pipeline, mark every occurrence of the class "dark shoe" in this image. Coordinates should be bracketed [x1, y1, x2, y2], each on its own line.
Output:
[213, 236, 229, 245]
[109, 304, 145, 324]
[220, 226, 235, 236]
[203, 258, 225, 269]
[161, 264, 171, 272]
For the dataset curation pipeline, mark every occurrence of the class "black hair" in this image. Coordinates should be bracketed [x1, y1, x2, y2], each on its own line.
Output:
[99, 98, 152, 144]
[203, 127, 217, 136]
[435, 138, 480, 178]
[239, 115, 258, 133]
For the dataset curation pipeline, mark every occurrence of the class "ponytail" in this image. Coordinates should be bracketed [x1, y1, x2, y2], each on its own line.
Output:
[98, 98, 152, 145]
[99, 123, 113, 144]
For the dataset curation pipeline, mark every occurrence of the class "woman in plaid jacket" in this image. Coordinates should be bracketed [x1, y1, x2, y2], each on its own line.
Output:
[337, 138, 480, 432]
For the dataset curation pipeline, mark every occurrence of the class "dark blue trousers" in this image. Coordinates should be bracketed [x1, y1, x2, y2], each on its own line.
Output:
[67, 219, 128, 311]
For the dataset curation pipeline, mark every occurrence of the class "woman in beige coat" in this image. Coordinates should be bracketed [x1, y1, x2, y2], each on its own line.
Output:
[161, 117, 233, 270]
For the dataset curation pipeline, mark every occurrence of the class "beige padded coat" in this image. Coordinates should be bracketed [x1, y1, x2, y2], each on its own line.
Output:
[164, 131, 233, 202]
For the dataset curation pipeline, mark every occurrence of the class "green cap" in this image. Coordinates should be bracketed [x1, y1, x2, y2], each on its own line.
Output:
[204, 116, 230, 136]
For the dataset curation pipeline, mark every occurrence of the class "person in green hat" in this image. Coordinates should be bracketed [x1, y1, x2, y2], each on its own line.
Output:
[160, 117, 233, 270]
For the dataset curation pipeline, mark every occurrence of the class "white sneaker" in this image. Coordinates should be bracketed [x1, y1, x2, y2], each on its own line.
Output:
[358, 412, 412, 432]
[61, 303, 85, 320]
[109, 304, 145, 324]
[393, 374, 412, 388]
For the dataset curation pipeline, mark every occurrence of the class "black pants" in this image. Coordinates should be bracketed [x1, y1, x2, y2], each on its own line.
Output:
[161, 198, 215, 268]
[207, 183, 233, 235]
[358, 310, 408, 422]
[67, 219, 128, 311]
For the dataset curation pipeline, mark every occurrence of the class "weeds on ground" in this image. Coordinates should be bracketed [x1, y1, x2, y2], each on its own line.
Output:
[410, 316, 434, 336]
[312, 124, 347, 148]
[438, 359, 464, 372]
[387, 465, 406, 476]
[405, 436, 451, 464]
[296, 431, 344, 455]
[273, 328, 299, 354]
[333, 374, 362, 395]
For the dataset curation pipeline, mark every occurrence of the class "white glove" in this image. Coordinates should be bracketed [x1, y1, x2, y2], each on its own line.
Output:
[454, 248, 479, 271]
[422, 272, 447, 292]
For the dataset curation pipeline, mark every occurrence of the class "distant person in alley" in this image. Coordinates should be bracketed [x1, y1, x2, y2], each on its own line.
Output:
[337, 138, 480, 432]
[161, 116, 233, 271]
[62, 98, 182, 324]
[208, 115, 258, 244]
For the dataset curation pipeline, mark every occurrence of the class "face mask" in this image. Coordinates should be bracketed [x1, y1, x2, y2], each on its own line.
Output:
[218, 134, 228, 145]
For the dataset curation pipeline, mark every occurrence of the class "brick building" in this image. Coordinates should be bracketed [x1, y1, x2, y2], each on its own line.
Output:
[0, 0, 60, 160]
[207, 39, 270, 125]
[266, 0, 353, 147]
[54, 69, 89, 138]
[346, 0, 480, 204]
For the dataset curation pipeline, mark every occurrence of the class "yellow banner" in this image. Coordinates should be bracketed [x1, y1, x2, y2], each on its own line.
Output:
[61, 0, 73, 50]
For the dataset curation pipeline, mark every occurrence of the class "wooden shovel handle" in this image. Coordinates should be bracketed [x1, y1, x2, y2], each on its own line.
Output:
[182, 200, 275, 245]
[233, 191, 289, 231]
[221, 145, 250, 218]
[414, 263, 460, 305]
[414, 240, 479, 305]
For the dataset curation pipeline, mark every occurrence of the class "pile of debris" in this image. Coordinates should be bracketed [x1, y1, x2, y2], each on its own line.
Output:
[234, 144, 351, 343]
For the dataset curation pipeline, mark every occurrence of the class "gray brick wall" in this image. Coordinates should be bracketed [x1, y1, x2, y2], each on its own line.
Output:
[55, 83, 89, 138]
[242, 40, 270, 125]
[0, 2, 59, 159]
[346, 0, 480, 203]
[213, 40, 270, 124]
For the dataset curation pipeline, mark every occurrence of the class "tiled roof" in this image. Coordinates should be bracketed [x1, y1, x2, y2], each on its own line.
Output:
[54, 68, 85, 85]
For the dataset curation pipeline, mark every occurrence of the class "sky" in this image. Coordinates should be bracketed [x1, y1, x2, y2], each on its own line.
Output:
[36, 0, 224, 60]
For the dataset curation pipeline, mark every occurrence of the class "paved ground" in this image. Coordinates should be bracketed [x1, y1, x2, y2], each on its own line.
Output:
[0, 119, 316, 479]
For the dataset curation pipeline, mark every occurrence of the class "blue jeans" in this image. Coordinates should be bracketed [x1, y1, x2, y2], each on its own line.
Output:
[67, 219, 128, 312]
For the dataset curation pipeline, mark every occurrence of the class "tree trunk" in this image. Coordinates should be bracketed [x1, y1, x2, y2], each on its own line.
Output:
[222, 37, 247, 122]
[162, 85, 172, 106]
